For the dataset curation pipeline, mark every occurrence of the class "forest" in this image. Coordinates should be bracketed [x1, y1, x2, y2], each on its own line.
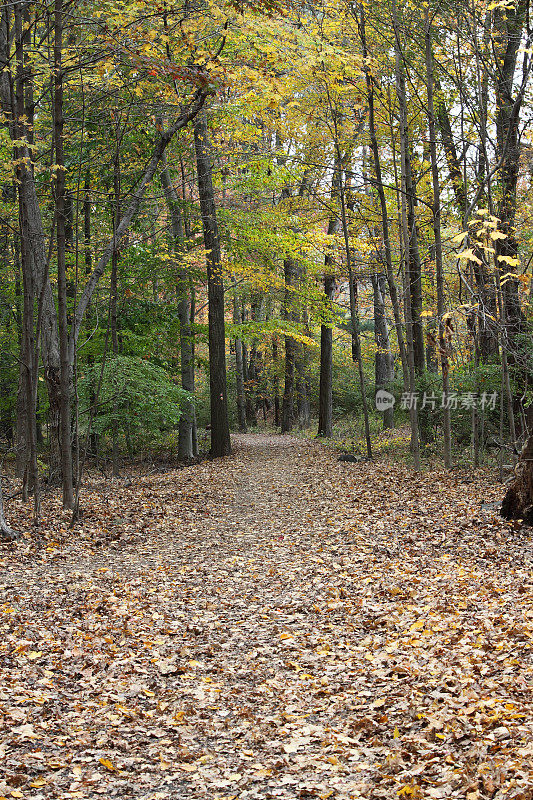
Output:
[0, 1, 533, 798]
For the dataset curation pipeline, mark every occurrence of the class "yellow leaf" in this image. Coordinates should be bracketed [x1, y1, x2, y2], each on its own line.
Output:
[371, 698, 387, 709]
[409, 619, 425, 633]
[279, 632, 293, 640]
[99, 758, 117, 772]
[30, 779, 46, 788]
[142, 689, 155, 697]
[457, 249, 482, 265]
[10, 793, 24, 799]
[498, 255, 519, 266]
[26, 650, 42, 660]
[452, 231, 468, 244]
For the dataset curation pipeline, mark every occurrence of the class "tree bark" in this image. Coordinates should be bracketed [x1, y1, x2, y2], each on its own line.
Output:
[372, 273, 394, 429]
[272, 334, 281, 428]
[281, 258, 297, 434]
[232, 278, 247, 433]
[318, 274, 335, 437]
[359, 5, 408, 389]
[392, 14, 424, 375]
[54, 0, 74, 508]
[392, 0, 420, 468]
[194, 112, 231, 458]
[425, 10, 452, 468]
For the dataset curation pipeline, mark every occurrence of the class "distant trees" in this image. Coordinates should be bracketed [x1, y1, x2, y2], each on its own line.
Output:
[0, 0, 532, 534]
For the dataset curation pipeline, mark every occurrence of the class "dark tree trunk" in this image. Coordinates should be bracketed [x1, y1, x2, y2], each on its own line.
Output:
[194, 113, 231, 458]
[272, 335, 281, 428]
[232, 279, 247, 433]
[295, 307, 310, 429]
[392, 0, 420, 467]
[318, 275, 335, 437]
[494, 0, 528, 371]
[281, 258, 298, 434]
[425, 11, 452, 468]
[54, 0, 74, 509]
[110, 139, 121, 477]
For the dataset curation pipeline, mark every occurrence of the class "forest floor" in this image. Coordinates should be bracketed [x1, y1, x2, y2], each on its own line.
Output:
[1, 433, 533, 800]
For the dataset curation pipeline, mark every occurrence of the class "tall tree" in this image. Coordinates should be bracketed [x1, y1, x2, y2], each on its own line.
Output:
[194, 112, 231, 458]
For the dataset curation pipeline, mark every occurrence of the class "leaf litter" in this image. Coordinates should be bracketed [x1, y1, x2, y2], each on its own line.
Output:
[0, 434, 532, 800]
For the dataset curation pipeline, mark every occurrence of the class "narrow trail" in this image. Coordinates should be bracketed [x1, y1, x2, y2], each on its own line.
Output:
[1, 434, 532, 799]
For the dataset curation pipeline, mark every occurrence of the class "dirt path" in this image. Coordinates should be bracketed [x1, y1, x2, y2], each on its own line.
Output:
[1, 434, 532, 799]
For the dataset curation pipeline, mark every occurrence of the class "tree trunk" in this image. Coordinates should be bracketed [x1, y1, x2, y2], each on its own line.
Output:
[359, 5, 408, 389]
[281, 258, 297, 434]
[296, 308, 310, 429]
[392, 0, 421, 468]
[272, 335, 281, 428]
[194, 112, 231, 458]
[392, 10, 424, 375]
[425, 11, 452, 468]
[494, 0, 528, 373]
[318, 275, 335, 437]
[54, 0, 74, 508]
[232, 278, 247, 432]
[372, 273, 394, 429]
[110, 138, 121, 477]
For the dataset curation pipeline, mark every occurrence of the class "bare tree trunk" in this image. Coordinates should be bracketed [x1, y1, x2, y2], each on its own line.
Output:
[317, 275, 335, 437]
[109, 124, 122, 476]
[190, 284, 198, 456]
[372, 273, 394, 429]
[245, 295, 260, 428]
[425, 10, 452, 468]
[54, 0, 74, 508]
[392, 0, 420, 468]
[392, 3, 424, 375]
[194, 112, 231, 458]
[231, 278, 247, 433]
[296, 307, 310, 429]
[493, 1, 529, 383]
[281, 258, 297, 434]
[348, 277, 372, 459]
[359, 5, 408, 389]
[272, 335, 281, 428]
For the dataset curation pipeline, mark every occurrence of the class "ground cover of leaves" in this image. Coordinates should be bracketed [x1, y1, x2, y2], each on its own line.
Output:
[1, 434, 532, 800]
